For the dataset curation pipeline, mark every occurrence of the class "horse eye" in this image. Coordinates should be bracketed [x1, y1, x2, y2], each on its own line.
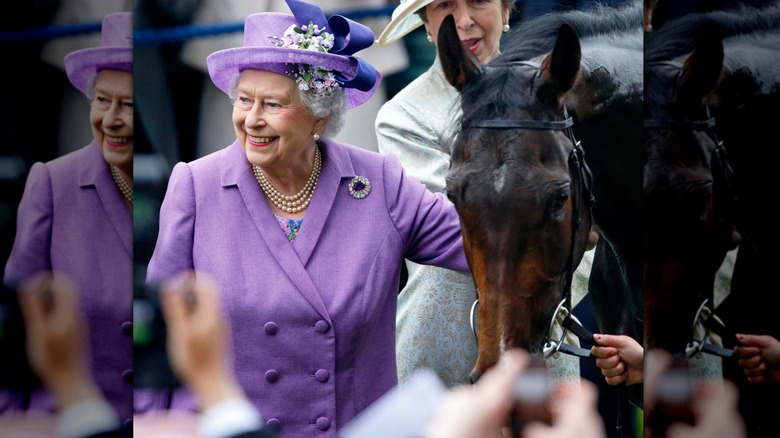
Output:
[446, 184, 462, 205]
[551, 188, 570, 212]
[684, 188, 712, 218]
[446, 179, 468, 205]
[446, 187, 458, 205]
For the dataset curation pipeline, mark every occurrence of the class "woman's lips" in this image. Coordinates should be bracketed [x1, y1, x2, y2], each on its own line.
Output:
[248, 135, 277, 147]
[105, 136, 132, 147]
[462, 38, 480, 53]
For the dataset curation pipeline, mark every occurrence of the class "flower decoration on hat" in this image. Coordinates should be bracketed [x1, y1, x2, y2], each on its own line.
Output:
[270, 21, 341, 95]
[281, 0, 379, 94]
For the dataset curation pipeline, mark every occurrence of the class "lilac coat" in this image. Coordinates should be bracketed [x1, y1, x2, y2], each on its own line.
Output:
[143, 139, 469, 437]
[3, 140, 133, 421]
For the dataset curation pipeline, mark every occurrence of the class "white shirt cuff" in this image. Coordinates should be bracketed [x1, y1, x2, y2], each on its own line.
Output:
[199, 398, 263, 438]
[56, 398, 120, 438]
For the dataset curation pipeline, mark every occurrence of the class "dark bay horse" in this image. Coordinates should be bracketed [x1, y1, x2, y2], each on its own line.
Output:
[437, 0, 643, 388]
[644, 3, 780, 434]
[643, 27, 739, 356]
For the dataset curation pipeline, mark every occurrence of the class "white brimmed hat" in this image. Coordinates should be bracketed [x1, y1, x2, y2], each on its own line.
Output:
[376, 0, 435, 46]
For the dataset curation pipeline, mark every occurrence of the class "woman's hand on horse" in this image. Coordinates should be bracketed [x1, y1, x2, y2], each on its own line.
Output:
[734, 334, 780, 384]
[590, 334, 644, 385]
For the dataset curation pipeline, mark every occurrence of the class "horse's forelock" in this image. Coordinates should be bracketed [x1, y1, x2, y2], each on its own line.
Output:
[459, 63, 538, 127]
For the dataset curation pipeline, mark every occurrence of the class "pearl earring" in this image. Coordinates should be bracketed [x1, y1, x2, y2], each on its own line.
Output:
[313, 133, 320, 141]
[502, 23, 510, 32]
[426, 33, 433, 43]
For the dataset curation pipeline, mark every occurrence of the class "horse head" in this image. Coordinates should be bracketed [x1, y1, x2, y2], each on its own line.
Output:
[438, 15, 593, 381]
[644, 27, 739, 353]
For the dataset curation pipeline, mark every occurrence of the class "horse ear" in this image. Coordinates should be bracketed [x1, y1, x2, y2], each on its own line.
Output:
[680, 25, 724, 101]
[438, 14, 483, 91]
[539, 24, 581, 96]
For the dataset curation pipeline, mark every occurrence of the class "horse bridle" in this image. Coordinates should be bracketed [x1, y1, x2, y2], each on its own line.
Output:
[644, 90, 738, 359]
[685, 298, 733, 358]
[463, 89, 597, 358]
[645, 61, 739, 249]
[644, 104, 736, 209]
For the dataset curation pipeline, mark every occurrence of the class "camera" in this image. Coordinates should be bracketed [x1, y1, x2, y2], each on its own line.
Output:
[647, 355, 695, 437]
[510, 356, 553, 434]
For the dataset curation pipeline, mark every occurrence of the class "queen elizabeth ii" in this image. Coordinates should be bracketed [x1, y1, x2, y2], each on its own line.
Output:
[141, 1, 470, 436]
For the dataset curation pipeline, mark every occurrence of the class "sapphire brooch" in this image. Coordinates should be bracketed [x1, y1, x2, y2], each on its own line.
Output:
[348, 176, 371, 199]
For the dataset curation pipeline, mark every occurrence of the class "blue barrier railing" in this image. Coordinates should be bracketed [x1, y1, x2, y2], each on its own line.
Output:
[0, 22, 102, 42]
[0, 5, 396, 44]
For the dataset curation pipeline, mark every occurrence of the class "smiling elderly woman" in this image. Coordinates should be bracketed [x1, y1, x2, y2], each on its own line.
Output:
[141, 1, 470, 436]
[4, 12, 133, 422]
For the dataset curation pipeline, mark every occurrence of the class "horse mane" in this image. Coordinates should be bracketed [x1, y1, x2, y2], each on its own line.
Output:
[645, 1, 780, 63]
[452, 1, 644, 138]
[499, 0, 642, 63]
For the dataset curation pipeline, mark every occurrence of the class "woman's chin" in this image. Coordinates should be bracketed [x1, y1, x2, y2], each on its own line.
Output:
[102, 144, 133, 169]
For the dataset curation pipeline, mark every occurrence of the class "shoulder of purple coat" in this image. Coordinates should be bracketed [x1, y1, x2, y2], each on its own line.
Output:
[3, 161, 54, 286]
[146, 161, 196, 288]
[37, 142, 103, 187]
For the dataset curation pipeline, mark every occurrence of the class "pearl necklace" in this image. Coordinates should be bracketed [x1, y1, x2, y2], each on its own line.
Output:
[253, 146, 321, 213]
[109, 164, 133, 205]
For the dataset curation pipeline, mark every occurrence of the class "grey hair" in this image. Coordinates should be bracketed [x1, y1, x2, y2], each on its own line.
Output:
[84, 75, 99, 100]
[227, 72, 347, 140]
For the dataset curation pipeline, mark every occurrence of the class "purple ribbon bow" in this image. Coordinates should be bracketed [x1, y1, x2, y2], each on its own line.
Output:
[286, 0, 377, 92]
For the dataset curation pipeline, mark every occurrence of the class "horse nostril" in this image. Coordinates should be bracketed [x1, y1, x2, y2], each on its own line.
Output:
[469, 371, 481, 384]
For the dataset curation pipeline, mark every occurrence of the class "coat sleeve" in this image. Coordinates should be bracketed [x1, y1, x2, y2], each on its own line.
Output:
[4, 162, 53, 286]
[382, 153, 469, 273]
[146, 162, 196, 287]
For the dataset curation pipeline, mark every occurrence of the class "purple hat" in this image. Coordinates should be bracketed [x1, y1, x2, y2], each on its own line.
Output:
[207, 0, 381, 108]
[63, 12, 133, 95]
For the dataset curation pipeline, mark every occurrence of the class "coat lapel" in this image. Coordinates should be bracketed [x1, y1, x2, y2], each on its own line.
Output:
[290, 139, 354, 266]
[221, 140, 332, 321]
[78, 141, 132, 256]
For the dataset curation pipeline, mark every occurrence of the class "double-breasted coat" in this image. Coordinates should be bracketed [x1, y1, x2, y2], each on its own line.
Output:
[3, 140, 133, 422]
[142, 138, 469, 437]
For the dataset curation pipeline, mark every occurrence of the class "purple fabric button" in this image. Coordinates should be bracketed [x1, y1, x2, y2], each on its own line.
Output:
[266, 418, 281, 430]
[121, 321, 132, 336]
[264, 322, 278, 335]
[315, 369, 329, 383]
[265, 369, 279, 383]
[316, 417, 330, 431]
[122, 369, 133, 384]
[314, 320, 329, 334]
